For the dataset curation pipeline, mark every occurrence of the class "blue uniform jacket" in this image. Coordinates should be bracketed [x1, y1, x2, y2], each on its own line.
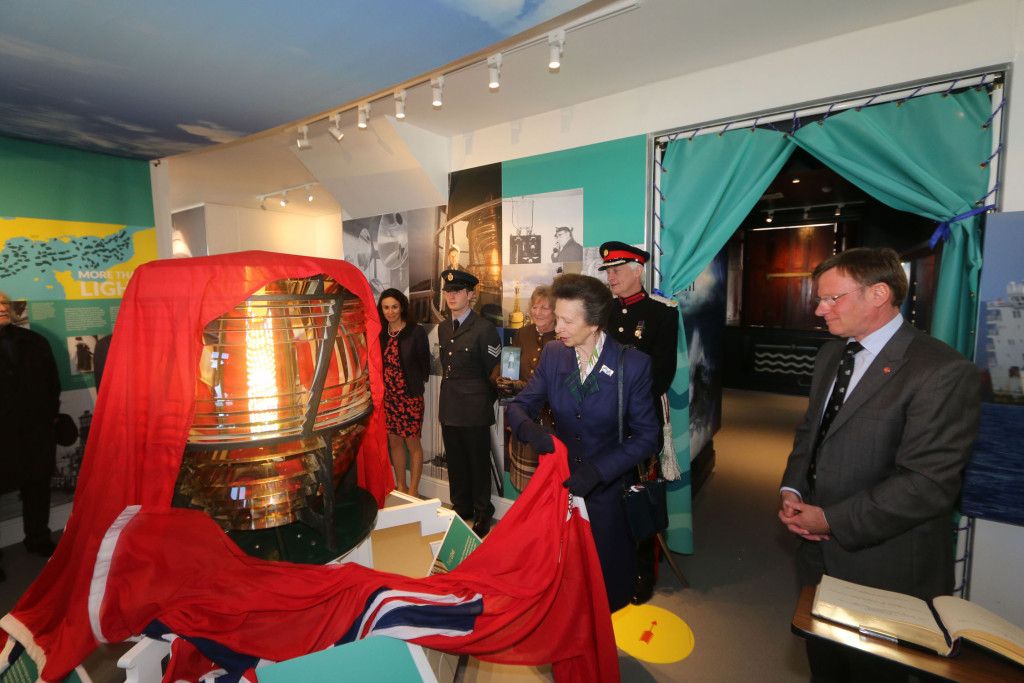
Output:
[506, 336, 659, 610]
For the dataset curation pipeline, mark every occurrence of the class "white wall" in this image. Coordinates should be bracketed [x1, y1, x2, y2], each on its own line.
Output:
[453, 0, 1018, 170]
[203, 203, 344, 258]
[453, 0, 1024, 623]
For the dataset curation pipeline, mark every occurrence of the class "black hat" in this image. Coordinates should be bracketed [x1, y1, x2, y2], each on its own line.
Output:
[441, 268, 478, 291]
[554, 226, 573, 236]
[598, 241, 649, 270]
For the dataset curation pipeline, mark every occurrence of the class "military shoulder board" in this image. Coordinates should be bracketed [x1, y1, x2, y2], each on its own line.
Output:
[650, 292, 678, 307]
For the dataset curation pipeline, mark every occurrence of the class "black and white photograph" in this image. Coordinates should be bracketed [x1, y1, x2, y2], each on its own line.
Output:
[500, 189, 585, 325]
[432, 164, 503, 325]
[408, 207, 445, 324]
[66, 335, 97, 375]
[342, 211, 411, 300]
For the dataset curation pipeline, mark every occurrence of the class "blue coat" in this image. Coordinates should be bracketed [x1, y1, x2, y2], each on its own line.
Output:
[506, 336, 659, 610]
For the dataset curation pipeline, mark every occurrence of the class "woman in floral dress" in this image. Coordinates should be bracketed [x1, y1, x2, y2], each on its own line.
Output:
[377, 289, 430, 496]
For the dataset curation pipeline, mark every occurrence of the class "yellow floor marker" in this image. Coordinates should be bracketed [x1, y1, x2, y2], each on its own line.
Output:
[611, 604, 695, 664]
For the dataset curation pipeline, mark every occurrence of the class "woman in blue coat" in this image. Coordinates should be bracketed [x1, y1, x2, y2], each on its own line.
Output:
[506, 274, 659, 611]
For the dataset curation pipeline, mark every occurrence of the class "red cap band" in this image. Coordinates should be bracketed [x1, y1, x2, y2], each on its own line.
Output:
[602, 249, 646, 264]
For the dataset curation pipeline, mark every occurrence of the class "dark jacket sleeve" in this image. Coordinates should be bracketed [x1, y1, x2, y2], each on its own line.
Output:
[825, 356, 980, 550]
[411, 324, 430, 387]
[651, 304, 679, 398]
[779, 342, 838, 495]
[477, 320, 501, 376]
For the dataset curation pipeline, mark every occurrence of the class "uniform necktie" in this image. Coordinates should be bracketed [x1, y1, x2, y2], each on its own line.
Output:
[453, 319, 460, 331]
[807, 340, 863, 488]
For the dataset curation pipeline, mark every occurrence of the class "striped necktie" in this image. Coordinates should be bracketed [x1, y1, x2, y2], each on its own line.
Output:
[807, 340, 863, 489]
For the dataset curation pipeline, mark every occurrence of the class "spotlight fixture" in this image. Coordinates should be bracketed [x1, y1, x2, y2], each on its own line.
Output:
[548, 30, 565, 71]
[791, 177, 801, 184]
[431, 76, 444, 108]
[357, 103, 370, 129]
[802, 207, 810, 220]
[834, 204, 843, 217]
[327, 113, 344, 142]
[766, 211, 774, 224]
[487, 53, 502, 90]
[280, 194, 289, 208]
[296, 125, 311, 151]
[394, 89, 406, 120]
[306, 187, 314, 203]
[259, 198, 266, 211]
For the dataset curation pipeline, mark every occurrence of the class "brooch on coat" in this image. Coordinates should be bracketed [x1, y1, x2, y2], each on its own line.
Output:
[634, 320, 645, 340]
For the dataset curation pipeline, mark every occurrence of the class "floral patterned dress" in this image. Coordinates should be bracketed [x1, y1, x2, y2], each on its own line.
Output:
[383, 334, 425, 438]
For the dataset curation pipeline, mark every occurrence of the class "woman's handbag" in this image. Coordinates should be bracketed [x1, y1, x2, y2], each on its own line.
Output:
[617, 348, 668, 543]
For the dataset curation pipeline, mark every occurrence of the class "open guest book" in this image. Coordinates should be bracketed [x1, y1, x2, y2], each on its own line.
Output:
[812, 575, 1024, 667]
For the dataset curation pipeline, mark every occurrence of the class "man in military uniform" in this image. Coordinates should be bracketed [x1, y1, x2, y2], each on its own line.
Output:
[598, 241, 679, 604]
[437, 269, 502, 538]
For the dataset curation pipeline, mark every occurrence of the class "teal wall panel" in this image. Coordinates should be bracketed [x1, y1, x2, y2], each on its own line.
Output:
[502, 135, 647, 246]
[0, 136, 154, 225]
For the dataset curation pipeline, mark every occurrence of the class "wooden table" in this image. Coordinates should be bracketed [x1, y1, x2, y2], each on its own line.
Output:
[791, 585, 1024, 683]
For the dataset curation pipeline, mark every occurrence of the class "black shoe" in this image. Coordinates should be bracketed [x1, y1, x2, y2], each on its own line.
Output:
[472, 517, 491, 539]
[24, 537, 57, 557]
[630, 573, 655, 605]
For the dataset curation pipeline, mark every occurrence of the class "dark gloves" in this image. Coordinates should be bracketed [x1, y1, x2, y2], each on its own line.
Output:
[496, 376, 526, 396]
[563, 463, 602, 497]
[516, 419, 554, 455]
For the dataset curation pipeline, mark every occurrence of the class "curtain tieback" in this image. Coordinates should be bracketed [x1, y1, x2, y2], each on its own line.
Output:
[929, 204, 994, 249]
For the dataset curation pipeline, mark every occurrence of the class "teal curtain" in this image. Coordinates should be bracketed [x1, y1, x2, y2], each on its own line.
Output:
[657, 89, 993, 555]
[792, 89, 992, 354]
[658, 130, 796, 552]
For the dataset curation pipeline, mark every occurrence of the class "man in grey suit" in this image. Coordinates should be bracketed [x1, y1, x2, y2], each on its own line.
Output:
[779, 248, 980, 680]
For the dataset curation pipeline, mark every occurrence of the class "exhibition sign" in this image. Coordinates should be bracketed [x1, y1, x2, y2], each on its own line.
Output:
[0, 217, 156, 498]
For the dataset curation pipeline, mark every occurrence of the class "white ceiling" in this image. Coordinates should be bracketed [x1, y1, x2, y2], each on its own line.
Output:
[167, 0, 975, 218]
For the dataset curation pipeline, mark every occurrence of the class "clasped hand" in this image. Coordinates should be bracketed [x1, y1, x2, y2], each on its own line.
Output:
[778, 491, 830, 541]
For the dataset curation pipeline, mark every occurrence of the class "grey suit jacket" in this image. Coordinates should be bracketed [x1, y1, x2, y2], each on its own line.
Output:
[781, 321, 980, 600]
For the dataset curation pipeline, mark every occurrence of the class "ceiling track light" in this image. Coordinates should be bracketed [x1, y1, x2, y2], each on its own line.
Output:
[548, 30, 565, 71]
[296, 124, 311, 150]
[431, 76, 444, 108]
[834, 204, 843, 217]
[766, 211, 774, 224]
[357, 103, 370, 129]
[487, 53, 502, 90]
[394, 89, 406, 119]
[327, 113, 344, 142]
[257, 182, 321, 210]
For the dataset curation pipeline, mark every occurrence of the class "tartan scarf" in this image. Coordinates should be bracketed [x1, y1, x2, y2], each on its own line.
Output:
[563, 332, 605, 403]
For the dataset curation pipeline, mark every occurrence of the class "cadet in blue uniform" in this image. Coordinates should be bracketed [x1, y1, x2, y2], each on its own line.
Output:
[599, 241, 679, 604]
[507, 274, 660, 611]
[437, 269, 502, 537]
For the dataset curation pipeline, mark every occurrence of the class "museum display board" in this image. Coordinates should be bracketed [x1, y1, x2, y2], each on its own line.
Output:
[0, 136, 154, 511]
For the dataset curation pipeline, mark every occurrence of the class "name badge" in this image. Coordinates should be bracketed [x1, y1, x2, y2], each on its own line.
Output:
[599, 364, 614, 376]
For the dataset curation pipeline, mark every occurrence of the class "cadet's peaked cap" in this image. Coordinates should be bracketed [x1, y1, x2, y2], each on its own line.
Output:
[441, 268, 478, 290]
[598, 241, 650, 270]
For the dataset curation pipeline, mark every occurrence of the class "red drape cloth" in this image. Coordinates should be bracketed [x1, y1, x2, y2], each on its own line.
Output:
[0, 252, 391, 680]
[95, 445, 616, 683]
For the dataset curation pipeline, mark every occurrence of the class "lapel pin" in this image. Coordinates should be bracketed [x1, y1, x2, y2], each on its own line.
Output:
[883, 367, 891, 374]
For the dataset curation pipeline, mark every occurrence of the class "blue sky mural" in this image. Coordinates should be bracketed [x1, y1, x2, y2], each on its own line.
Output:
[0, 0, 586, 159]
